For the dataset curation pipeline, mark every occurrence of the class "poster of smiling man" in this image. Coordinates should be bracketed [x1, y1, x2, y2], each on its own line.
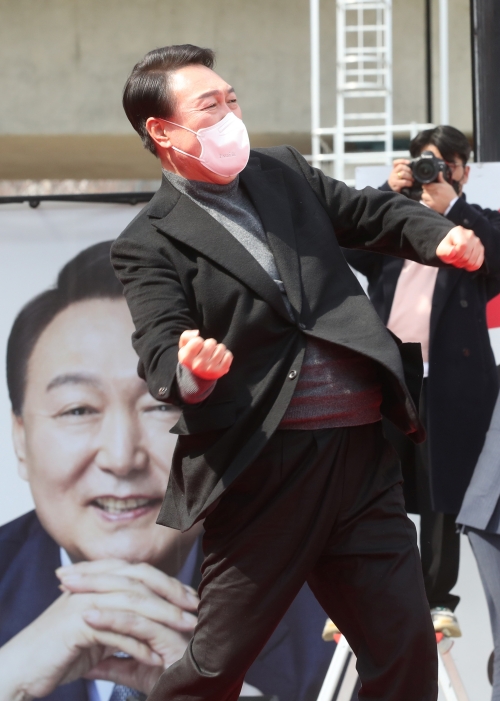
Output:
[0, 202, 332, 701]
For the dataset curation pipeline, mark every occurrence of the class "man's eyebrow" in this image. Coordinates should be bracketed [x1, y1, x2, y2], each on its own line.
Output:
[195, 86, 236, 101]
[46, 373, 102, 392]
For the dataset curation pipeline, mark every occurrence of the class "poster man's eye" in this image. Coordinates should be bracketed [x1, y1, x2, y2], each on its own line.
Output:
[59, 406, 98, 417]
[144, 404, 174, 413]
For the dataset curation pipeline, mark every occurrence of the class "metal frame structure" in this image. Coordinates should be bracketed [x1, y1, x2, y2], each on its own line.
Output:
[309, 0, 451, 183]
[335, 0, 393, 180]
[316, 633, 470, 701]
[0, 192, 155, 208]
[470, 0, 500, 161]
[439, 0, 449, 124]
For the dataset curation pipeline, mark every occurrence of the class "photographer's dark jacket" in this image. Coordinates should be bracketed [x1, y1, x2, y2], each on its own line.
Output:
[111, 146, 453, 532]
[345, 189, 500, 514]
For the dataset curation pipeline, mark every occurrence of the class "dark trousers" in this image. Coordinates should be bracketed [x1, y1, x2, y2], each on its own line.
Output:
[384, 381, 460, 611]
[149, 423, 437, 701]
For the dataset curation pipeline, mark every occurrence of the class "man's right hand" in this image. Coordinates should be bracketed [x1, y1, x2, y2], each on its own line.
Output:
[178, 330, 233, 380]
[387, 158, 414, 193]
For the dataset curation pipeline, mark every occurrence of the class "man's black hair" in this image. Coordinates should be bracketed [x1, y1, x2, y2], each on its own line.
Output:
[410, 125, 471, 165]
[6, 241, 123, 416]
[123, 44, 216, 156]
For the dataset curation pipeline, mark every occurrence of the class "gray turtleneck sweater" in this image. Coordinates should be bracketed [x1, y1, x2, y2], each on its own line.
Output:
[165, 169, 382, 429]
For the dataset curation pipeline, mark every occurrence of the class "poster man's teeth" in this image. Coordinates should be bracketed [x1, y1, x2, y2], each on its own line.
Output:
[95, 497, 151, 513]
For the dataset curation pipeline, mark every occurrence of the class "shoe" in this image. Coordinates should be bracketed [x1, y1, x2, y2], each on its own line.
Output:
[322, 618, 341, 641]
[431, 607, 462, 637]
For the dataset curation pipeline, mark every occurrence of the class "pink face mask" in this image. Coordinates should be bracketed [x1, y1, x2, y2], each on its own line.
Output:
[164, 112, 250, 177]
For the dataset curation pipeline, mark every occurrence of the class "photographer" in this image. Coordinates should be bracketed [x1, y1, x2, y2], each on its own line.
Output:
[345, 125, 500, 638]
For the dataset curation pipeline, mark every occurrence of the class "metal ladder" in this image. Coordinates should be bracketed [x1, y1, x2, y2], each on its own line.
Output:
[334, 0, 393, 181]
[317, 622, 470, 701]
[309, 0, 433, 184]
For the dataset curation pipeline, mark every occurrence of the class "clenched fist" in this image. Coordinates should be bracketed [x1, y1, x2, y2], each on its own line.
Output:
[178, 330, 233, 380]
[436, 225, 484, 271]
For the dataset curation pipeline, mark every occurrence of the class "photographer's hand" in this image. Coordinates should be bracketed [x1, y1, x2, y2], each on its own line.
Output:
[387, 159, 413, 193]
[436, 226, 484, 271]
[421, 172, 457, 214]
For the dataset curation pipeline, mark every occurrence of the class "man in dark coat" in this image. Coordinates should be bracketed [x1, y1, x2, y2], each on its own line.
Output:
[344, 125, 500, 639]
[110, 46, 488, 701]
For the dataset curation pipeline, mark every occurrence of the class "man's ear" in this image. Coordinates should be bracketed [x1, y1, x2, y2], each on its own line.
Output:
[146, 117, 172, 152]
[12, 412, 29, 481]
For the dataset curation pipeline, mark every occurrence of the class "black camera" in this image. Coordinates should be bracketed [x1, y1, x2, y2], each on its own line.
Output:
[401, 150, 452, 201]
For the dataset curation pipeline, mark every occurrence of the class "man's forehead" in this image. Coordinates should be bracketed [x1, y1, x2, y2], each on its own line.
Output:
[170, 65, 234, 101]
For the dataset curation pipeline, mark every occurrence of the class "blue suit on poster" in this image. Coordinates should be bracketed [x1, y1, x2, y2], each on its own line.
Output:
[0, 512, 333, 701]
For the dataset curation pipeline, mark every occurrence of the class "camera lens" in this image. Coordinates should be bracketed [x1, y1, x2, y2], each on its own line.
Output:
[413, 159, 439, 184]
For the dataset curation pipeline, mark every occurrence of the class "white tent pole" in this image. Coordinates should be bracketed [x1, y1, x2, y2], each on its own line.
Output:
[439, 0, 449, 124]
[310, 0, 321, 168]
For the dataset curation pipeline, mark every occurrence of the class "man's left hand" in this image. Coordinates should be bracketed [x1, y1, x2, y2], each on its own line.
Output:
[421, 172, 457, 214]
[436, 226, 484, 271]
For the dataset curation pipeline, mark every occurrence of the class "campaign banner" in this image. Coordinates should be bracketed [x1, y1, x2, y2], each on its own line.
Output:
[0, 201, 332, 701]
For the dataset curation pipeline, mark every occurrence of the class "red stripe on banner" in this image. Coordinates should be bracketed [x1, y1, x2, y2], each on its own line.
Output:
[487, 295, 500, 328]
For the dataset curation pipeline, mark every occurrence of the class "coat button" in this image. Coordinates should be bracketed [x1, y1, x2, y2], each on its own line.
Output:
[288, 370, 298, 380]
[299, 323, 306, 330]
[463, 348, 470, 357]
[463, 218, 470, 226]
[158, 386, 167, 395]
[460, 299, 468, 308]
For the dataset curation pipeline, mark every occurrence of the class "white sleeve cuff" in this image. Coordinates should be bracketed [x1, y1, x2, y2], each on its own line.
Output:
[176, 363, 217, 404]
[444, 196, 459, 217]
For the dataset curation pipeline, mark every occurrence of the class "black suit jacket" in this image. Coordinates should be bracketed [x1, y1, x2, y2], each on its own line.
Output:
[344, 193, 500, 514]
[0, 512, 332, 701]
[111, 146, 454, 531]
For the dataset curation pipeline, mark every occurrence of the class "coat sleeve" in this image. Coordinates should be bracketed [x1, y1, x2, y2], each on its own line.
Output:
[281, 146, 454, 265]
[110, 233, 197, 405]
[341, 248, 385, 285]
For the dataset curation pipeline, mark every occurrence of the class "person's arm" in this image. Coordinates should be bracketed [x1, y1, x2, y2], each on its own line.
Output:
[111, 236, 196, 405]
[111, 237, 233, 405]
[282, 146, 482, 268]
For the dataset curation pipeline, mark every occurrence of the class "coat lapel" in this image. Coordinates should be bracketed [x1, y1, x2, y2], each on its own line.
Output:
[148, 173, 291, 321]
[240, 165, 302, 317]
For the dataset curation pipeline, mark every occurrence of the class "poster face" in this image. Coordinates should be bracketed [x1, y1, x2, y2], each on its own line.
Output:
[0, 201, 332, 701]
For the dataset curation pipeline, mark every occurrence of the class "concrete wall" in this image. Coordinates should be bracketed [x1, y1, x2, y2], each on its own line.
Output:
[0, 0, 473, 177]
